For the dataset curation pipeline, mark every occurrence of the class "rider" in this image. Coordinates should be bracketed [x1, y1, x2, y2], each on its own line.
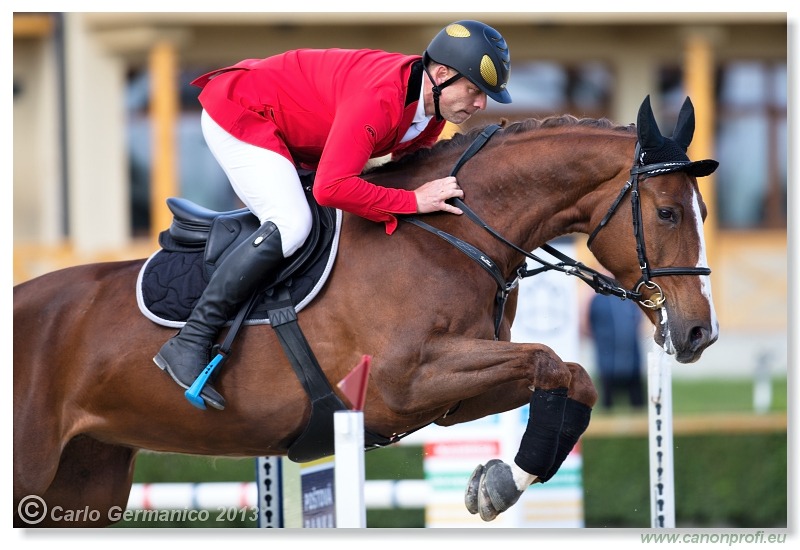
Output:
[153, 20, 512, 410]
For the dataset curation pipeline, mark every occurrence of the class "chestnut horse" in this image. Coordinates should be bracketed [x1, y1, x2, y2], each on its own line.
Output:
[13, 96, 718, 527]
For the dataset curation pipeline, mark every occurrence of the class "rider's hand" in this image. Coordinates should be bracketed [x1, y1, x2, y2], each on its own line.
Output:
[414, 176, 464, 215]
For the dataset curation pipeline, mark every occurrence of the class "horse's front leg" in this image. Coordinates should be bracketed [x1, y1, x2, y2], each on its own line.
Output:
[434, 380, 533, 426]
[375, 335, 572, 417]
[463, 361, 598, 522]
[375, 333, 596, 520]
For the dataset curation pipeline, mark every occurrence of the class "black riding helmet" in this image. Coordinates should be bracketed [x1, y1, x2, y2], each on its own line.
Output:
[423, 20, 512, 120]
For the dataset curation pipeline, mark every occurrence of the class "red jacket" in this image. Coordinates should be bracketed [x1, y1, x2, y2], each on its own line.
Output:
[192, 49, 446, 234]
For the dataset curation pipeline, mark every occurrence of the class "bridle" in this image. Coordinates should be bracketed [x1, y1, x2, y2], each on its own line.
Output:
[585, 141, 712, 309]
[403, 124, 711, 339]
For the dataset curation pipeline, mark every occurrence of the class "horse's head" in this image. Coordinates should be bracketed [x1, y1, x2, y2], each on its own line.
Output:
[588, 95, 719, 363]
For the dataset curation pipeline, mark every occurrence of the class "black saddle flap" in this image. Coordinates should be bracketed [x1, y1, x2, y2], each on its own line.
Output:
[204, 212, 261, 278]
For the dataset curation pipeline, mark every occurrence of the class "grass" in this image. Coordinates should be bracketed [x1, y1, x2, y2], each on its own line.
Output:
[671, 377, 787, 414]
[589, 376, 788, 416]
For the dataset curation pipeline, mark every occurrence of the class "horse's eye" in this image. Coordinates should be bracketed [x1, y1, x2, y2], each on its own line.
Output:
[658, 208, 676, 222]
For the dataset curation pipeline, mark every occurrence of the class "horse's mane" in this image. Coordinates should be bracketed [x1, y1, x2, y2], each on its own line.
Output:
[365, 115, 636, 174]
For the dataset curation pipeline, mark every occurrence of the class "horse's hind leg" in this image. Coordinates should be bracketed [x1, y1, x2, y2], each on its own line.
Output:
[16, 436, 137, 527]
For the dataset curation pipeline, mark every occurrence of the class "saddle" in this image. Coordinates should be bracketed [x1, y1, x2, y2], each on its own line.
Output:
[137, 171, 392, 462]
[139, 171, 338, 326]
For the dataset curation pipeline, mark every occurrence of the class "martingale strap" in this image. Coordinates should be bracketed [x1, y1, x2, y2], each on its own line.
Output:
[403, 215, 518, 340]
[403, 124, 520, 340]
[449, 124, 502, 175]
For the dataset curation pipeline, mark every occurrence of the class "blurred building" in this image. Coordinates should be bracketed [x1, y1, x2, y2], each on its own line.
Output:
[12, 12, 787, 376]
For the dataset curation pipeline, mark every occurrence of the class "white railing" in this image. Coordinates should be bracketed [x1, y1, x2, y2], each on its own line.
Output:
[127, 480, 429, 511]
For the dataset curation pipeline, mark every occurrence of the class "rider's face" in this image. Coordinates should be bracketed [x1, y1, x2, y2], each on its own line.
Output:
[437, 77, 488, 124]
[426, 66, 488, 125]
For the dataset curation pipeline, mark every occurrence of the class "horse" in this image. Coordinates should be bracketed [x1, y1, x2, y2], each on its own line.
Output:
[13, 95, 718, 527]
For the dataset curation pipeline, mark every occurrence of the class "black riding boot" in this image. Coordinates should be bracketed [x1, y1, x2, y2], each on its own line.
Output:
[153, 221, 284, 410]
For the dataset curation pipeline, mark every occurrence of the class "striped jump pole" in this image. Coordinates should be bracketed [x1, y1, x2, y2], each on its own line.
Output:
[648, 345, 675, 528]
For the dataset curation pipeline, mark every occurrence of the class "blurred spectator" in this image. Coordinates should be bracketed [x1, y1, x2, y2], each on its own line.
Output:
[586, 293, 645, 410]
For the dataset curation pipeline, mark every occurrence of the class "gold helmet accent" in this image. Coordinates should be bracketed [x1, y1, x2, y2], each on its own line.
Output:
[445, 23, 472, 38]
[479, 55, 498, 87]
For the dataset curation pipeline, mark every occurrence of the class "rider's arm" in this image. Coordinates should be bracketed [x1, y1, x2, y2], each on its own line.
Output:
[312, 89, 420, 234]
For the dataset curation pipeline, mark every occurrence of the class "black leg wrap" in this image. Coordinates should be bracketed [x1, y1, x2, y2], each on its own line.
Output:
[514, 387, 568, 477]
[539, 398, 592, 483]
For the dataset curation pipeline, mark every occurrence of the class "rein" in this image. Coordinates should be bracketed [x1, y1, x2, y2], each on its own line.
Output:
[403, 123, 711, 338]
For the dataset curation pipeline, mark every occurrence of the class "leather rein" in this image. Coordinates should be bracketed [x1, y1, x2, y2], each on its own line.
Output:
[402, 124, 711, 339]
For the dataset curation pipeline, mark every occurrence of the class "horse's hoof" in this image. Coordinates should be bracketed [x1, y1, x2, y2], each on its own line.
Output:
[477, 474, 499, 521]
[465, 459, 502, 517]
[477, 460, 525, 522]
[465, 463, 484, 515]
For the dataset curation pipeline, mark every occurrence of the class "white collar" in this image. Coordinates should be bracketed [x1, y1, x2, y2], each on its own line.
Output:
[400, 77, 431, 143]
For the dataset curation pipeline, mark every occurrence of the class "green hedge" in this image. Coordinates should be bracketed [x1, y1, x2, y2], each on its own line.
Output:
[581, 432, 787, 527]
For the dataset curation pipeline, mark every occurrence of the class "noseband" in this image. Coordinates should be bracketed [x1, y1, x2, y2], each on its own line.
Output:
[585, 142, 711, 309]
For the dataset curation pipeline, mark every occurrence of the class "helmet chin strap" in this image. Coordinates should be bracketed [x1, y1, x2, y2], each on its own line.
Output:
[423, 65, 463, 121]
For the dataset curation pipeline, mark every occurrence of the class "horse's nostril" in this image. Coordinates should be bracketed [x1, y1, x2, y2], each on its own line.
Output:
[690, 326, 707, 350]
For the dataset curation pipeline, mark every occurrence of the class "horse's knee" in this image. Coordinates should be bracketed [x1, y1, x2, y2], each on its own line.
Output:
[531, 345, 571, 389]
[566, 362, 598, 408]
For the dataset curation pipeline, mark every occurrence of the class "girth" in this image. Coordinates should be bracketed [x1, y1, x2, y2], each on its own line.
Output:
[264, 287, 393, 462]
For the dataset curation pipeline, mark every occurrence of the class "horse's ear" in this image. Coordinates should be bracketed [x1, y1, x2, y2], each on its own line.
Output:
[672, 97, 696, 152]
[637, 95, 664, 150]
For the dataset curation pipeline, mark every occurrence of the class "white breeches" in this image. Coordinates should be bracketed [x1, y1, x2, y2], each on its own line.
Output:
[200, 109, 312, 257]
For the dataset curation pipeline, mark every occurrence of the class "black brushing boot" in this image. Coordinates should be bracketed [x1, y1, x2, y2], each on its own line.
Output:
[154, 221, 285, 410]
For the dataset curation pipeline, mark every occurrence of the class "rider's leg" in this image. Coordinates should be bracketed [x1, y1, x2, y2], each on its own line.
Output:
[153, 111, 312, 410]
[154, 222, 285, 409]
[201, 110, 312, 258]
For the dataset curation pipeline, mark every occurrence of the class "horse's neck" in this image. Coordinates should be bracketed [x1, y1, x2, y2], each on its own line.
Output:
[460, 131, 634, 256]
[365, 128, 634, 269]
